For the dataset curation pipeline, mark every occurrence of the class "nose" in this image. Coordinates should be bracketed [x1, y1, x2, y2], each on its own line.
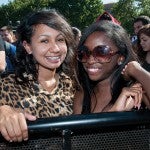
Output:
[49, 42, 60, 53]
[140, 40, 144, 46]
[86, 55, 96, 64]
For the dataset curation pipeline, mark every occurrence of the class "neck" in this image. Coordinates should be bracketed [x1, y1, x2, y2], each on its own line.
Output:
[91, 78, 112, 113]
[38, 67, 58, 92]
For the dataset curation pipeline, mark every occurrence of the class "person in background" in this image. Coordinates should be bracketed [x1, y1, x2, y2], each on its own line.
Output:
[133, 16, 150, 37]
[0, 26, 17, 46]
[3, 41, 16, 75]
[0, 36, 6, 74]
[72, 26, 82, 46]
[0, 9, 78, 142]
[136, 24, 150, 71]
[96, 11, 121, 25]
[132, 15, 150, 48]
[0, 36, 16, 76]
[73, 20, 148, 114]
[0, 26, 17, 75]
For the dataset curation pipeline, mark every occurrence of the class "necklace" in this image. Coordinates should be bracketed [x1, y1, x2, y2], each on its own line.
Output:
[38, 74, 59, 93]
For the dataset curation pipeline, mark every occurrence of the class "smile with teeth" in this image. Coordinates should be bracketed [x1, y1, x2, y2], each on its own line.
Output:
[46, 56, 60, 61]
[87, 67, 101, 73]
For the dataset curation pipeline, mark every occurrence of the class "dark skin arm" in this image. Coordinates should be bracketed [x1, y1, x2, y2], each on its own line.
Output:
[122, 61, 150, 109]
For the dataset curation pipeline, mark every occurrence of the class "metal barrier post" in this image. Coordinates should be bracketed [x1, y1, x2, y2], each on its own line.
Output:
[62, 129, 72, 150]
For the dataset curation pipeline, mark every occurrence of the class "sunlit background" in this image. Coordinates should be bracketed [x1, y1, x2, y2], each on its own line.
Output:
[0, 0, 119, 6]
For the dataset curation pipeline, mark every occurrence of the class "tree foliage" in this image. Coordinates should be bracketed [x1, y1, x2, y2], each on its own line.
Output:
[49, 0, 104, 30]
[0, 0, 52, 27]
[0, 0, 149, 34]
[0, 0, 104, 30]
[112, 0, 150, 35]
[137, 0, 150, 16]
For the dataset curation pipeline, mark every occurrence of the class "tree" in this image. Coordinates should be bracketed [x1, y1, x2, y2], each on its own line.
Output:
[112, 0, 138, 35]
[136, 0, 150, 16]
[48, 0, 104, 30]
[0, 0, 104, 31]
[0, 0, 53, 28]
[112, 0, 150, 35]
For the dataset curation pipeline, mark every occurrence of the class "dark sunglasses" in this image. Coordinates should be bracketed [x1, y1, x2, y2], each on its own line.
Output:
[77, 45, 120, 63]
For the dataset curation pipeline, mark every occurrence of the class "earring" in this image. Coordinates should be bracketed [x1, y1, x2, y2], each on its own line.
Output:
[28, 51, 32, 54]
[118, 61, 123, 65]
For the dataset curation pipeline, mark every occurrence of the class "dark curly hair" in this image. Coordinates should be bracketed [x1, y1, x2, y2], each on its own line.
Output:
[15, 9, 78, 86]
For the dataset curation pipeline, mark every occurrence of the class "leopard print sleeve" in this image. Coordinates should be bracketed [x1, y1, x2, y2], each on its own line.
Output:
[0, 74, 18, 107]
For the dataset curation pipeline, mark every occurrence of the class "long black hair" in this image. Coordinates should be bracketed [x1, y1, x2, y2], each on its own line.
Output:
[77, 20, 137, 114]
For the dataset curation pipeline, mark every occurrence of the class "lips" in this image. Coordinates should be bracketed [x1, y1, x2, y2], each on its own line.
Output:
[86, 67, 102, 75]
[46, 56, 61, 63]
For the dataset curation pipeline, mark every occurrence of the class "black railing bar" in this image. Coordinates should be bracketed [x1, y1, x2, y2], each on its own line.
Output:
[28, 110, 150, 131]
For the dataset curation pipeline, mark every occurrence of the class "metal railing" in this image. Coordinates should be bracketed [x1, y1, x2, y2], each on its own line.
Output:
[0, 110, 150, 150]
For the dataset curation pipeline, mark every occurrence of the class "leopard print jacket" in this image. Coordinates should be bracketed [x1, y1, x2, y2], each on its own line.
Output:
[0, 72, 76, 118]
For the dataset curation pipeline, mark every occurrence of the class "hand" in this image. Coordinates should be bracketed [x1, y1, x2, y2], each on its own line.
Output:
[0, 105, 36, 142]
[121, 61, 142, 80]
[109, 83, 143, 112]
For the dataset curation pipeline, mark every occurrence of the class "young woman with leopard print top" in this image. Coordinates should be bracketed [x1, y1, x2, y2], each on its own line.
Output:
[0, 9, 79, 142]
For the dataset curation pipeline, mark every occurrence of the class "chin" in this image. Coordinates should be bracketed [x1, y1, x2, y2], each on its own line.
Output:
[89, 76, 100, 81]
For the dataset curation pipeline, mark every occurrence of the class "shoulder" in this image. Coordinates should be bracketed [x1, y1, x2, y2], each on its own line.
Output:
[60, 71, 72, 80]
[0, 74, 15, 84]
[0, 74, 17, 93]
[59, 72, 75, 88]
[0, 74, 27, 92]
[4, 41, 16, 54]
[0, 74, 16, 105]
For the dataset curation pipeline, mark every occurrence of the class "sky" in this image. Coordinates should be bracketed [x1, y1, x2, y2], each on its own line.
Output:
[0, 0, 119, 6]
[103, 0, 118, 4]
[0, 0, 11, 5]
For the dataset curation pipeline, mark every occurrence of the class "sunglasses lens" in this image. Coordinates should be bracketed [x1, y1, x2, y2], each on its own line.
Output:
[77, 46, 89, 62]
[95, 45, 110, 56]
[77, 45, 114, 63]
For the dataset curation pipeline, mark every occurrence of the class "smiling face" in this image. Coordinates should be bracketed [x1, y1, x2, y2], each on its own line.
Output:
[140, 33, 150, 52]
[1, 30, 14, 43]
[82, 31, 121, 82]
[23, 24, 67, 71]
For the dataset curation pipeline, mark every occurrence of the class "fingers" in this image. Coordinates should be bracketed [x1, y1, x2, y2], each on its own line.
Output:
[121, 65, 130, 81]
[24, 112, 36, 121]
[0, 113, 28, 142]
[0, 106, 29, 142]
[123, 84, 143, 110]
[18, 113, 28, 141]
[130, 83, 143, 108]
[125, 96, 134, 110]
[0, 125, 12, 142]
[114, 84, 143, 112]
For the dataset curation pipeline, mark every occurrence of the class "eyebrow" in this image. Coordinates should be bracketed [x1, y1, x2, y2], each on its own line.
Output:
[39, 33, 64, 38]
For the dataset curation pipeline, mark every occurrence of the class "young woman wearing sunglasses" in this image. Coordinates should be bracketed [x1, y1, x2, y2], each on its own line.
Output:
[73, 20, 150, 114]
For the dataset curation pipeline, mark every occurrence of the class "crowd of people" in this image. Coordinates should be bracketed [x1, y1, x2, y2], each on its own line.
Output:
[0, 9, 149, 142]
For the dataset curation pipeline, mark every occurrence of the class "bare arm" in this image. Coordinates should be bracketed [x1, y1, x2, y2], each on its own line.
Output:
[0, 51, 6, 73]
[122, 61, 150, 108]
[0, 37, 6, 73]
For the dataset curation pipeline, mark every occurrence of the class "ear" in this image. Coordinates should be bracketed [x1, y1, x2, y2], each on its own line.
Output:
[22, 41, 32, 54]
[117, 56, 125, 65]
